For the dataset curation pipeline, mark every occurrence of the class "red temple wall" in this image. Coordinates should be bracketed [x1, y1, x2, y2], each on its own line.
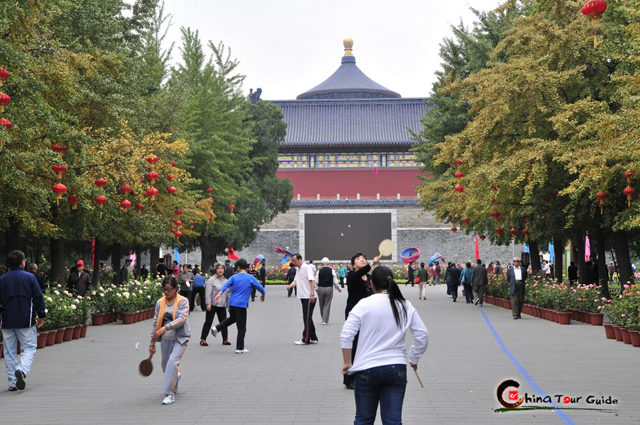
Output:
[276, 168, 422, 199]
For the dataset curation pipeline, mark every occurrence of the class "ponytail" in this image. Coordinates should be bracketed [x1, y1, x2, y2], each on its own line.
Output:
[372, 266, 407, 328]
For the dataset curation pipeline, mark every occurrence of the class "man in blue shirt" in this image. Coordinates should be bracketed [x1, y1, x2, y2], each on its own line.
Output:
[0, 250, 46, 391]
[192, 270, 206, 312]
[210, 259, 265, 353]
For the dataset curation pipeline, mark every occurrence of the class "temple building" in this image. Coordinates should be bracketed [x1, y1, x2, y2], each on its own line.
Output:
[272, 39, 424, 201]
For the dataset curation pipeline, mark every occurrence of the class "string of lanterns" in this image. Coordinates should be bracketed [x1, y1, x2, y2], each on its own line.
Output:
[0, 67, 12, 130]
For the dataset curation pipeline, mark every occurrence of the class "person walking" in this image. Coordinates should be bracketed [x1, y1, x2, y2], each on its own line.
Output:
[416, 263, 428, 300]
[460, 262, 474, 304]
[178, 264, 194, 311]
[119, 258, 132, 285]
[0, 250, 47, 391]
[223, 259, 234, 279]
[406, 261, 415, 287]
[200, 264, 231, 346]
[340, 266, 429, 425]
[67, 260, 92, 296]
[337, 263, 347, 288]
[210, 259, 265, 354]
[315, 257, 342, 325]
[149, 276, 191, 405]
[506, 257, 528, 319]
[286, 262, 297, 297]
[471, 259, 488, 306]
[191, 270, 206, 312]
[343, 252, 380, 390]
[568, 261, 578, 286]
[445, 262, 461, 302]
[287, 254, 318, 345]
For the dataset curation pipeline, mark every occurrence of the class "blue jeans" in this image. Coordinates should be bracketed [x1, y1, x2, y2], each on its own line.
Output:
[354, 364, 407, 425]
[2, 327, 38, 388]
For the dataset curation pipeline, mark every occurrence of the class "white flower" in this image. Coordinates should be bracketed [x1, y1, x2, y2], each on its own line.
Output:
[86, 296, 92, 301]
[54, 290, 60, 295]
[139, 290, 143, 294]
[45, 308, 48, 313]
[123, 292, 130, 297]
[92, 291, 97, 296]
[147, 295, 151, 299]
[77, 295, 83, 300]
[70, 304, 77, 310]
[117, 293, 122, 298]
[46, 296, 53, 302]
[99, 293, 105, 297]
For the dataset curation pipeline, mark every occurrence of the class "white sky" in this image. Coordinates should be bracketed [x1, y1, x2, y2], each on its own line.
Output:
[160, 0, 505, 100]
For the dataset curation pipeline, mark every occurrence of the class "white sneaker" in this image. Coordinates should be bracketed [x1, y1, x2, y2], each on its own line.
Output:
[322, 322, 327, 325]
[162, 394, 175, 405]
[210, 327, 218, 337]
[294, 340, 307, 345]
[310, 340, 318, 344]
[174, 372, 181, 394]
[235, 349, 250, 354]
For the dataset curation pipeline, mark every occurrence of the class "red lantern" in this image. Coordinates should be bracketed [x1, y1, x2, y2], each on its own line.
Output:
[495, 227, 504, 235]
[174, 230, 183, 238]
[135, 203, 145, 212]
[229, 204, 235, 211]
[0, 117, 12, 130]
[206, 187, 214, 193]
[623, 186, 635, 207]
[68, 194, 78, 210]
[170, 161, 177, 167]
[509, 228, 517, 236]
[582, 1, 608, 48]
[145, 187, 159, 202]
[95, 178, 107, 188]
[454, 184, 464, 193]
[190, 220, 196, 227]
[170, 228, 177, 234]
[146, 171, 159, 182]
[175, 220, 182, 227]
[167, 186, 176, 196]
[491, 197, 499, 204]
[51, 144, 67, 154]
[522, 228, 531, 239]
[52, 183, 67, 205]
[479, 234, 486, 241]
[463, 217, 471, 225]
[453, 172, 464, 179]
[95, 195, 107, 218]
[119, 199, 132, 212]
[450, 218, 456, 225]
[490, 210, 501, 221]
[454, 158, 463, 166]
[622, 170, 635, 181]
[0, 92, 10, 113]
[120, 184, 132, 194]
[167, 174, 174, 181]
[595, 192, 608, 214]
[51, 164, 68, 179]
[146, 155, 159, 164]
[0, 68, 9, 85]
[451, 227, 457, 234]
[491, 184, 500, 191]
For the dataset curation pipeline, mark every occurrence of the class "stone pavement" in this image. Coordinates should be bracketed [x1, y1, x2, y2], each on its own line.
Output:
[1, 284, 638, 424]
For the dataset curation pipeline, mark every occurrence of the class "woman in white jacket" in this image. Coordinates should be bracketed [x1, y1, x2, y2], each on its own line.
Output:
[340, 266, 428, 425]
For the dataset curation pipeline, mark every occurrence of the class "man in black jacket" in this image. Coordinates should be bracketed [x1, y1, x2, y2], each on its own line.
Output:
[445, 262, 462, 302]
[67, 260, 92, 296]
[471, 259, 488, 306]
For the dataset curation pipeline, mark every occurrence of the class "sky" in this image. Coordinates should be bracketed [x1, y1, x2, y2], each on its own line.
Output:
[160, 0, 505, 100]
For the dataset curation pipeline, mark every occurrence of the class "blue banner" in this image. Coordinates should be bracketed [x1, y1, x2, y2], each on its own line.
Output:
[174, 247, 180, 265]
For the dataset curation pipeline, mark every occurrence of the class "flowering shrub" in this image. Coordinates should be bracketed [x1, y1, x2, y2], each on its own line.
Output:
[266, 266, 287, 281]
[603, 284, 640, 329]
[42, 286, 93, 329]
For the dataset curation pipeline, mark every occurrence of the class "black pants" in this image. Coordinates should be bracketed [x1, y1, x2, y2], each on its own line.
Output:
[191, 287, 206, 311]
[201, 306, 228, 341]
[216, 306, 247, 350]
[287, 285, 297, 297]
[447, 283, 458, 300]
[301, 299, 317, 344]
[179, 290, 192, 312]
[463, 283, 473, 303]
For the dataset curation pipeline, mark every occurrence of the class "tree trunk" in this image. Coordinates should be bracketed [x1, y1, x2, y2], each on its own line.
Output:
[6, 216, 22, 252]
[49, 238, 66, 287]
[200, 235, 217, 272]
[611, 231, 633, 285]
[594, 230, 610, 298]
[553, 238, 564, 282]
[111, 243, 122, 285]
[135, 245, 142, 278]
[150, 246, 159, 276]
[93, 238, 101, 287]
[529, 240, 541, 272]
[574, 231, 588, 285]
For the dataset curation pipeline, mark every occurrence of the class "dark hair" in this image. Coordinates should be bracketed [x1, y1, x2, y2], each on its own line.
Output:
[158, 258, 164, 263]
[292, 253, 302, 261]
[371, 266, 407, 328]
[215, 263, 225, 272]
[162, 276, 178, 289]
[289, 262, 295, 268]
[236, 258, 248, 270]
[466, 261, 472, 268]
[420, 262, 425, 268]
[351, 252, 366, 266]
[8, 250, 25, 267]
[225, 259, 230, 264]
[476, 259, 482, 265]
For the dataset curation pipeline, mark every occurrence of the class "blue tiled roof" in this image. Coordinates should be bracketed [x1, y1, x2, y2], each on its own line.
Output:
[297, 56, 401, 100]
[290, 199, 418, 207]
[271, 98, 428, 147]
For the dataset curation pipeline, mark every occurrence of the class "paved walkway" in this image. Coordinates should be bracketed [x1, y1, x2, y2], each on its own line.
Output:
[1, 284, 638, 424]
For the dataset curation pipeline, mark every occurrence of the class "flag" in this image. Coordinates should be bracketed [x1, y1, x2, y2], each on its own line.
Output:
[548, 242, 554, 264]
[174, 247, 180, 264]
[585, 236, 591, 262]
[474, 235, 480, 261]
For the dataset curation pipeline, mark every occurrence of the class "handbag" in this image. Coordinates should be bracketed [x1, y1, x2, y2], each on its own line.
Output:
[414, 277, 420, 284]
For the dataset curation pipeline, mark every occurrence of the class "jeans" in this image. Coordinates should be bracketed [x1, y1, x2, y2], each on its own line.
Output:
[2, 327, 38, 388]
[216, 306, 247, 350]
[354, 364, 407, 425]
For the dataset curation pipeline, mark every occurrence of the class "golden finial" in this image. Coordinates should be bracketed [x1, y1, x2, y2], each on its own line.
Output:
[343, 38, 354, 56]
